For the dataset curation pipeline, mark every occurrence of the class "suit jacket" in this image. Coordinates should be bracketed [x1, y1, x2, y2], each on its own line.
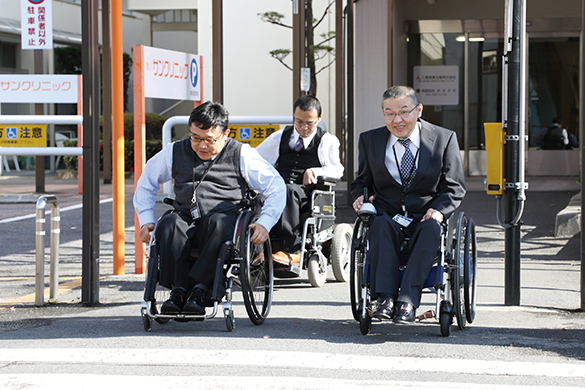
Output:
[351, 119, 466, 222]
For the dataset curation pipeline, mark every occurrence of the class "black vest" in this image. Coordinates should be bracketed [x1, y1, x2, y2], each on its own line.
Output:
[172, 138, 246, 217]
[276, 126, 324, 184]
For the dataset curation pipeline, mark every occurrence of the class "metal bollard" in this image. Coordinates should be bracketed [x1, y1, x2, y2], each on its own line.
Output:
[35, 195, 60, 306]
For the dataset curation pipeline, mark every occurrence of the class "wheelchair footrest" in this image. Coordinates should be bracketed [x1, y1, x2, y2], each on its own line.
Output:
[273, 263, 301, 278]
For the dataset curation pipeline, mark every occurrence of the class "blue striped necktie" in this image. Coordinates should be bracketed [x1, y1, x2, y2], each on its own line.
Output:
[397, 138, 416, 187]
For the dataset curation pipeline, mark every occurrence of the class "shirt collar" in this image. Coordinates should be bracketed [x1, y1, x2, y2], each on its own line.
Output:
[293, 128, 318, 147]
[390, 121, 421, 148]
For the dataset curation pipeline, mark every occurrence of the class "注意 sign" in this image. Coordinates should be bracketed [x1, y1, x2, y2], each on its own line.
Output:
[0, 124, 47, 147]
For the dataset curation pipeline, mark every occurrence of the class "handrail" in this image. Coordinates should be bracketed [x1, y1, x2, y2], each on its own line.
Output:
[35, 195, 60, 306]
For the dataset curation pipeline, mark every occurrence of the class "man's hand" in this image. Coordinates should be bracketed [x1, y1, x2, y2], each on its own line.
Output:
[139, 223, 155, 243]
[421, 208, 444, 222]
[248, 223, 269, 245]
[302, 168, 317, 186]
[352, 195, 375, 213]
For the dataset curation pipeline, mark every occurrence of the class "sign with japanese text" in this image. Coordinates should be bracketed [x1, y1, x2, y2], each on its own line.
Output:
[21, 0, 53, 50]
[142, 46, 202, 101]
[0, 75, 78, 103]
[413, 65, 459, 105]
[0, 124, 47, 147]
[228, 124, 279, 148]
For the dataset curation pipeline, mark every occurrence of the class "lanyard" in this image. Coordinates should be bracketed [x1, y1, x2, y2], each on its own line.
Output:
[191, 143, 226, 204]
[392, 142, 419, 216]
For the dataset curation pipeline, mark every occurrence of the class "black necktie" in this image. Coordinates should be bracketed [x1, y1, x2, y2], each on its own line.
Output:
[397, 138, 416, 187]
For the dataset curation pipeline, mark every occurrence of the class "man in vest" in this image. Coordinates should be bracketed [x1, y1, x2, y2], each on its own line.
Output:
[541, 117, 570, 150]
[256, 95, 344, 268]
[134, 101, 286, 315]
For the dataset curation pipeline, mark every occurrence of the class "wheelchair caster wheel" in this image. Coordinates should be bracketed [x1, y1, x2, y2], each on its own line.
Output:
[439, 300, 452, 337]
[359, 314, 371, 335]
[142, 313, 152, 332]
[225, 310, 235, 332]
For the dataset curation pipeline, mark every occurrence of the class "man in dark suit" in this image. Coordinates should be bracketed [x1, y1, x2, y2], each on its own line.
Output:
[351, 86, 466, 324]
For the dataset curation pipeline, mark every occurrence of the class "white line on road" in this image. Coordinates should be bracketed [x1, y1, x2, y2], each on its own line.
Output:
[1, 349, 584, 378]
[1, 374, 583, 390]
[0, 198, 113, 224]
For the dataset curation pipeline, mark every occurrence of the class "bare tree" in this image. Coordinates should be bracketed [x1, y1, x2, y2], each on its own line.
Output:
[258, 0, 335, 96]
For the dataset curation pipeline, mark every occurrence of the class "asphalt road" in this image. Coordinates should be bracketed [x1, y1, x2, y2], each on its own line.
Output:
[0, 182, 584, 389]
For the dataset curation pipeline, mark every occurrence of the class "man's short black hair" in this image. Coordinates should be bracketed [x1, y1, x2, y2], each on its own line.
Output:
[189, 101, 229, 131]
[381, 85, 420, 108]
[552, 117, 562, 125]
[293, 95, 322, 116]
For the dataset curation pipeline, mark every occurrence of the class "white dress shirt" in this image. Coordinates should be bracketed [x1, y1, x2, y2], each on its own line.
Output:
[255, 126, 344, 179]
[385, 122, 421, 185]
[133, 141, 286, 232]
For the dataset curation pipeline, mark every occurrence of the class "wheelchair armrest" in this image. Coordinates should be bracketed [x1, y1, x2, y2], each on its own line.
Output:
[163, 197, 174, 206]
[316, 176, 339, 191]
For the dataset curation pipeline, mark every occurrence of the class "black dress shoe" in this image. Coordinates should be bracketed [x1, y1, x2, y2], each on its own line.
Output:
[393, 301, 416, 324]
[161, 288, 186, 314]
[183, 287, 205, 315]
[373, 299, 395, 320]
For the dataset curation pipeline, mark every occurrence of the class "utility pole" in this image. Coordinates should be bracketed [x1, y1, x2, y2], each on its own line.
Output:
[81, 0, 101, 304]
[502, 0, 527, 306]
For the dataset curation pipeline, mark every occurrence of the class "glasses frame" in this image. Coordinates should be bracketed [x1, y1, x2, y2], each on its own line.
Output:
[383, 104, 420, 120]
[189, 133, 223, 145]
[294, 119, 319, 130]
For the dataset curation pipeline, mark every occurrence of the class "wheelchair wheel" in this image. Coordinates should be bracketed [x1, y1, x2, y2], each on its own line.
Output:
[308, 253, 327, 287]
[464, 218, 477, 324]
[452, 212, 467, 330]
[331, 223, 353, 282]
[142, 312, 152, 332]
[350, 218, 368, 322]
[237, 211, 274, 325]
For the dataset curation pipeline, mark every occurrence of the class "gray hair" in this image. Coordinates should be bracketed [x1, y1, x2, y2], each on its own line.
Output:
[381, 86, 420, 108]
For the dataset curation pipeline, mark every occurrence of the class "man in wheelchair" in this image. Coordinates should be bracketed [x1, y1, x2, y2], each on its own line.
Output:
[134, 101, 285, 316]
[351, 86, 465, 324]
[255, 95, 344, 267]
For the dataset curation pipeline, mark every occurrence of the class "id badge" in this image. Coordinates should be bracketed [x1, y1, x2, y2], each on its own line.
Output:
[190, 202, 201, 221]
[392, 213, 412, 227]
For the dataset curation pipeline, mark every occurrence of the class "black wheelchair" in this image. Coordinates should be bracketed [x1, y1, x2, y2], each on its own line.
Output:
[273, 176, 354, 287]
[349, 197, 477, 336]
[140, 193, 274, 332]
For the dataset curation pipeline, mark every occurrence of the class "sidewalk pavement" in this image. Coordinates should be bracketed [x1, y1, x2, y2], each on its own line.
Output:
[0, 170, 583, 331]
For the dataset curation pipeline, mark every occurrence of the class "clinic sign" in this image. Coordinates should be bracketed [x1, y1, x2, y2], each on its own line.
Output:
[0, 75, 78, 103]
[0, 124, 47, 147]
[21, 0, 53, 50]
[228, 125, 279, 147]
[413, 65, 459, 105]
[142, 46, 202, 101]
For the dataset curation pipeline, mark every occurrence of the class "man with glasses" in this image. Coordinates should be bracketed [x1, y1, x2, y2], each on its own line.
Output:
[134, 101, 285, 315]
[256, 95, 343, 269]
[351, 86, 465, 323]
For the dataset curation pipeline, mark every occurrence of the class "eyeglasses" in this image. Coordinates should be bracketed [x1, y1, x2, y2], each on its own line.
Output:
[189, 133, 222, 145]
[383, 104, 419, 120]
[294, 120, 319, 130]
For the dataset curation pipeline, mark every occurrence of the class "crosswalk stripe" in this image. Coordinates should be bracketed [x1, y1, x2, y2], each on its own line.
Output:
[1, 349, 584, 378]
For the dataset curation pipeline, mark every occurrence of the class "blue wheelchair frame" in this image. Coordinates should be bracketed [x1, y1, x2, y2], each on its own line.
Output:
[349, 203, 477, 337]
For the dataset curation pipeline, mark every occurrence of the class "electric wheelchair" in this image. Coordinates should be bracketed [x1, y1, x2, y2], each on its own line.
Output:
[272, 176, 354, 287]
[140, 192, 274, 332]
[349, 194, 477, 337]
